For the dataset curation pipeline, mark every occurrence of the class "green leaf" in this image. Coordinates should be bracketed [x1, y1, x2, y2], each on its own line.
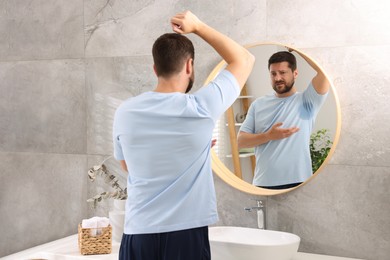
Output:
[310, 129, 333, 173]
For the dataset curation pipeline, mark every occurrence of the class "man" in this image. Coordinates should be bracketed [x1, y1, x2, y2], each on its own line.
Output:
[237, 50, 329, 189]
[113, 11, 254, 260]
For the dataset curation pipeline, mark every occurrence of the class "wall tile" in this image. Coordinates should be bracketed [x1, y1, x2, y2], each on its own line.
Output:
[185, 0, 267, 53]
[214, 176, 263, 228]
[0, 59, 86, 154]
[84, 0, 266, 58]
[230, 0, 267, 44]
[266, 164, 390, 260]
[266, 0, 390, 48]
[0, 0, 84, 61]
[301, 46, 390, 167]
[84, 0, 177, 57]
[85, 56, 156, 155]
[0, 152, 88, 257]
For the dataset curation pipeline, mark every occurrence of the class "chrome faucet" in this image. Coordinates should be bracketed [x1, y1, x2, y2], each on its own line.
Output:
[245, 199, 265, 229]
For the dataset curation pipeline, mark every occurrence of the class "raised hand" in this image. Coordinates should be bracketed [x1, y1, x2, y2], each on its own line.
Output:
[170, 11, 202, 34]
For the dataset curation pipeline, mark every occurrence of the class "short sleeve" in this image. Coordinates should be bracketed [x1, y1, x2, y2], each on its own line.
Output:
[113, 134, 125, 160]
[192, 69, 240, 120]
[302, 82, 328, 116]
[113, 108, 125, 160]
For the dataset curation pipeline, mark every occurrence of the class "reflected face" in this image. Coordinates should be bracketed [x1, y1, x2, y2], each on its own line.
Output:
[269, 62, 297, 96]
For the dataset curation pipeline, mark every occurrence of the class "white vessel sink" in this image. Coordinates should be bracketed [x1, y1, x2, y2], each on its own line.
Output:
[209, 226, 300, 260]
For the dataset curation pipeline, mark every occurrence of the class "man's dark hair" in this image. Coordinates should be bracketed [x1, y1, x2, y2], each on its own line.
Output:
[268, 51, 297, 71]
[152, 33, 195, 77]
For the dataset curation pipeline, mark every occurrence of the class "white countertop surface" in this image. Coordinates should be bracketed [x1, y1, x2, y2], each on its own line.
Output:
[2, 234, 364, 260]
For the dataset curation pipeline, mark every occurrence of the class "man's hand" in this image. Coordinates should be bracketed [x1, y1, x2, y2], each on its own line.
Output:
[266, 122, 299, 141]
[170, 11, 202, 34]
[286, 46, 294, 53]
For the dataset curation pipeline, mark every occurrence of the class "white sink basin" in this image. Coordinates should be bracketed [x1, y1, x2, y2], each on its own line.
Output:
[209, 226, 300, 260]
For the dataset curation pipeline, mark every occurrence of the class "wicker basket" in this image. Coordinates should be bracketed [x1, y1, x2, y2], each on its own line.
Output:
[78, 223, 112, 255]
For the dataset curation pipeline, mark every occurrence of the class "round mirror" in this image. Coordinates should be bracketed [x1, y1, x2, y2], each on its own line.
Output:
[207, 42, 341, 195]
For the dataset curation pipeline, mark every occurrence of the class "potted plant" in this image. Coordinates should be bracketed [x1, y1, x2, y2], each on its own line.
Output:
[87, 158, 127, 242]
[310, 129, 333, 173]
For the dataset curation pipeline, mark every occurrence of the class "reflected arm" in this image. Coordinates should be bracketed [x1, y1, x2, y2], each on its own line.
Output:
[291, 48, 330, 95]
[237, 123, 299, 149]
[237, 131, 270, 149]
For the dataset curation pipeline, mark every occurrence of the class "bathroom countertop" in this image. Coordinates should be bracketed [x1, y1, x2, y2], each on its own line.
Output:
[2, 234, 364, 260]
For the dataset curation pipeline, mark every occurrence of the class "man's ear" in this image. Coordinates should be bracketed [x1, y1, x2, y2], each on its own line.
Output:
[293, 69, 298, 79]
[153, 64, 158, 76]
[185, 58, 193, 75]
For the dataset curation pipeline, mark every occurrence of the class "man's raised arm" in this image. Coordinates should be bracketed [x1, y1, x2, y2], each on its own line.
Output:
[289, 47, 330, 95]
[170, 11, 255, 90]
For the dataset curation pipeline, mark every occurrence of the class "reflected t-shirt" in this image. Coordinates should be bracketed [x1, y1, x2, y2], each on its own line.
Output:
[239, 83, 328, 187]
[113, 70, 239, 234]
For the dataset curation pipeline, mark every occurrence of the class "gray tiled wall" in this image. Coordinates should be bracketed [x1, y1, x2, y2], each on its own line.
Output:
[1, 0, 389, 259]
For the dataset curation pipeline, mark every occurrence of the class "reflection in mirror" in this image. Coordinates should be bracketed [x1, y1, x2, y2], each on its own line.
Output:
[210, 43, 340, 195]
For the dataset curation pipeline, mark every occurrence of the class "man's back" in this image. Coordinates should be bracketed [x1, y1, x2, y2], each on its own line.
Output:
[113, 70, 240, 234]
[115, 11, 255, 260]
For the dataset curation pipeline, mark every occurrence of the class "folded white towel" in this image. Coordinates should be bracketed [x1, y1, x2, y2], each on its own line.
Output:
[82, 217, 110, 236]
[97, 217, 110, 228]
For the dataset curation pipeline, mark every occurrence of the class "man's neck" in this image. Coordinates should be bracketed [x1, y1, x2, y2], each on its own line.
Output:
[154, 76, 186, 93]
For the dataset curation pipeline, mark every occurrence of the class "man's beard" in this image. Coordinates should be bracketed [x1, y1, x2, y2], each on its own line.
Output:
[273, 80, 295, 95]
[185, 77, 194, 94]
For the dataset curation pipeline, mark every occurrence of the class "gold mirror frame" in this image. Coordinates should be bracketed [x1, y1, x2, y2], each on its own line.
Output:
[206, 42, 342, 196]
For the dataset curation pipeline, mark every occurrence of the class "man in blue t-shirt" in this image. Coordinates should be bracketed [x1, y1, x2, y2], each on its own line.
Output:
[238, 50, 329, 189]
[113, 11, 255, 260]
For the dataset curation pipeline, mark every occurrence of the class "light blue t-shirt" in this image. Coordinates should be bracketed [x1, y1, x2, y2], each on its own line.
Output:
[239, 83, 328, 187]
[113, 70, 239, 234]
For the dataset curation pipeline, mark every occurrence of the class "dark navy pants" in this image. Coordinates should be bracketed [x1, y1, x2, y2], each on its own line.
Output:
[258, 182, 302, 190]
[119, 226, 211, 260]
